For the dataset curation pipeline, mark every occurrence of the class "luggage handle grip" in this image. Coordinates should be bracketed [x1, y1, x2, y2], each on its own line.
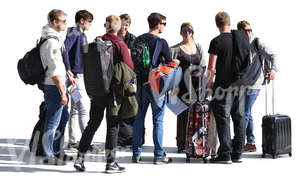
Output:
[188, 65, 205, 103]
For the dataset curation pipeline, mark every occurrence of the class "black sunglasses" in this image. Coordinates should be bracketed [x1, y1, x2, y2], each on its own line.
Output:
[245, 29, 252, 32]
[58, 19, 67, 24]
[160, 22, 167, 26]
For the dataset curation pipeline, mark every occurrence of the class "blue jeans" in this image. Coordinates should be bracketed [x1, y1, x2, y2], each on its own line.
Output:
[42, 85, 69, 158]
[132, 85, 166, 157]
[245, 89, 260, 144]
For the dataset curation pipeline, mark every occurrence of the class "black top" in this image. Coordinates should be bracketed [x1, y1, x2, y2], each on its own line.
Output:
[123, 31, 136, 50]
[178, 48, 201, 71]
[208, 33, 235, 89]
[177, 48, 202, 104]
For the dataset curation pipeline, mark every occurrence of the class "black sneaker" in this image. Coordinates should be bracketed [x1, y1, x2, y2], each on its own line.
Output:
[210, 156, 232, 164]
[232, 157, 243, 163]
[105, 162, 126, 173]
[132, 156, 142, 163]
[153, 155, 172, 165]
[231, 154, 243, 163]
[74, 156, 86, 172]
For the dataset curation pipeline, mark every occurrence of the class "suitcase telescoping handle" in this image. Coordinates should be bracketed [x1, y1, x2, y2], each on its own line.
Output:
[188, 65, 206, 103]
[265, 79, 275, 115]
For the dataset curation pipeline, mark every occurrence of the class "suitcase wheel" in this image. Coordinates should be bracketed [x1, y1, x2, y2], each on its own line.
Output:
[289, 152, 292, 157]
[262, 153, 266, 158]
[272, 154, 277, 159]
[203, 158, 208, 163]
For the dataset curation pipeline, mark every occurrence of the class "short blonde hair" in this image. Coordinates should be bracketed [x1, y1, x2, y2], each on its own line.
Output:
[215, 11, 230, 28]
[47, 9, 67, 25]
[105, 15, 121, 33]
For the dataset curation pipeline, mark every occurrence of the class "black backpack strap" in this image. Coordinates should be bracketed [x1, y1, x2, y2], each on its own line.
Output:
[37, 36, 60, 75]
[254, 38, 263, 66]
[37, 38, 48, 47]
[45, 35, 59, 41]
[38, 36, 59, 46]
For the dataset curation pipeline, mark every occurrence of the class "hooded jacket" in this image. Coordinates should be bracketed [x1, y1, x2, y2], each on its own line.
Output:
[40, 24, 67, 85]
[249, 35, 278, 89]
[102, 33, 134, 70]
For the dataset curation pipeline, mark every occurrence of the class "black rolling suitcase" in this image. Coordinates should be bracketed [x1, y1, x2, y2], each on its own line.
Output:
[262, 81, 292, 158]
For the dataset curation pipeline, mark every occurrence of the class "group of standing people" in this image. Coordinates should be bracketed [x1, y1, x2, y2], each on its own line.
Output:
[36, 8, 277, 173]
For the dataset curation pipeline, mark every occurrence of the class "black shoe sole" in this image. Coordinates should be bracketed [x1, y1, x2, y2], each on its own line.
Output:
[74, 164, 85, 172]
[232, 159, 243, 163]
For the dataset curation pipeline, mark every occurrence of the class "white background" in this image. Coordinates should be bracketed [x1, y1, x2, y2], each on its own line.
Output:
[0, 0, 299, 178]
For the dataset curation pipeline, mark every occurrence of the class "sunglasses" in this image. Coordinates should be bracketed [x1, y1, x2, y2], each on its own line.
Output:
[57, 19, 67, 24]
[245, 29, 252, 32]
[182, 29, 193, 34]
[160, 22, 167, 26]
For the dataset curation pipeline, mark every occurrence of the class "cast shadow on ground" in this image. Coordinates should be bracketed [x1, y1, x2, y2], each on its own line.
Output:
[0, 138, 179, 173]
[1, 138, 291, 172]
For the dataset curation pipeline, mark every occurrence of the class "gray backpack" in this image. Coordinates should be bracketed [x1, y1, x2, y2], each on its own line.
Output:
[83, 37, 114, 97]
